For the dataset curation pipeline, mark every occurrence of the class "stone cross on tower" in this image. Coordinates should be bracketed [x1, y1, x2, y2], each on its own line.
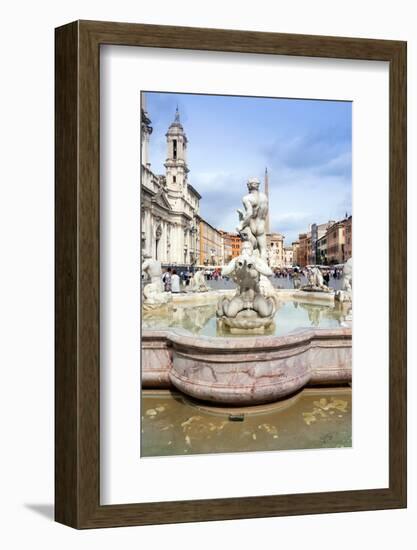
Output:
[264, 167, 271, 234]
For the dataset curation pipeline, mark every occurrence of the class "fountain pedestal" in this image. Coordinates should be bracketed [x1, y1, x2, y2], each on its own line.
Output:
[218, 309, 275, 334]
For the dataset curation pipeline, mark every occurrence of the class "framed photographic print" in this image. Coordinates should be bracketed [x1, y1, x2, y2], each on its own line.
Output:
[55, 20, 407, 528]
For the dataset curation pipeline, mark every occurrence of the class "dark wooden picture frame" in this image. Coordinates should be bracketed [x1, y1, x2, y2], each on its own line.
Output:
[55, 20, 407, 529]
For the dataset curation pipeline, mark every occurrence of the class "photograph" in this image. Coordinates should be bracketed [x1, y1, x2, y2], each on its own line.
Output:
[0, 0, 409, 539]
[140, 91, 353, 457]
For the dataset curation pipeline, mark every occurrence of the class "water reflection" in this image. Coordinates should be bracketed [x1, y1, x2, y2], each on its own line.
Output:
[142, 304, 216, 334]
[142, 300, 351, 337]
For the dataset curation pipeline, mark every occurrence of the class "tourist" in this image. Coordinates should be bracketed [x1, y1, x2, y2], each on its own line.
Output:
[162, 268, 172, 292]
[292, 267, 301, 289]
[162, 267, 171, 291]
[171, 269, 180, 293]
[323, 270, 330, 286]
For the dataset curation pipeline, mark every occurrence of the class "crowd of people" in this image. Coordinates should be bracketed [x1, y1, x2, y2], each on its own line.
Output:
[140, 265, 232, 295]
[273, 267, 342, 280]
[158, 267, 228, 294]
[143, 264, 344, 294]
[272, 266, 344, 289]
[273, 266, 343, 286]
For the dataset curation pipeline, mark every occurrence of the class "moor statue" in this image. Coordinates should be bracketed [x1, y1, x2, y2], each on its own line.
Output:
[217, 241, 275, 319]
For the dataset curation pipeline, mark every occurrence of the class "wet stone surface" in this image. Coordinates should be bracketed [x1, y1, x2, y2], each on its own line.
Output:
[141, 388, 352, 457]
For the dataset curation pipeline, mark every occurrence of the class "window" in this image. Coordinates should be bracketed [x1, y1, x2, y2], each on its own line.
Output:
[173, 176, 176, 183]
[173, 139, 177, 160]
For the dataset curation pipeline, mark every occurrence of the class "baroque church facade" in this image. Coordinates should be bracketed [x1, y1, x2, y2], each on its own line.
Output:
[141, 97, 201, 268]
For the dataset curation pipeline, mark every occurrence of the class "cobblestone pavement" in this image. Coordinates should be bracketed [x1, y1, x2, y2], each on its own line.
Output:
[205, 275, 344, 292]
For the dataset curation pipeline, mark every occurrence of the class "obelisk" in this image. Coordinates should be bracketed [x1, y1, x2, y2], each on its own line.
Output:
[264, 167, 271, 234]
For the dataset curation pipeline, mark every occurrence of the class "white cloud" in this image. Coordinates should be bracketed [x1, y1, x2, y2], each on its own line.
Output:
[191, 170, 247, 195]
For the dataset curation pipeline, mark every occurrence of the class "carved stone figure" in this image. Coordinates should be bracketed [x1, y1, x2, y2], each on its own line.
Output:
[236, 177, 269, 261]
[189, 269, 209, 293]
[342, 258, 352, 292]
[216, 241, 276, 332]
[258, 273, 276, 298]
[335, 258, 352, 303]
[301, 266, 332, 293]
[306, 268, 315, 286]
[142, 255, 172, 307]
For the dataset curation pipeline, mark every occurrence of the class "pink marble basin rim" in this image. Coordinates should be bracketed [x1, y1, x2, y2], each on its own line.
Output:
[142, 328, 352, 405]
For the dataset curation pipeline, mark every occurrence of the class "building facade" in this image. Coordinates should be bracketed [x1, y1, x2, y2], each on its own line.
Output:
[219, 230, 242, 263]
[316, 234, 328, 265]
[310, 221, 335, 265]
[297, 232, 311, 267]
[327, 220, 346, 264]
[199, 220, 224, 266]
[296, 216, 352, 266]
[344, 215, 352, 260]
[141, 98, 201, 268]
[230, 233, 242, 259]
[284, 247, 294, 268]
[219, 231, 233, 264]
[292, 241, 300, 266]
[267, 233, 285, 268]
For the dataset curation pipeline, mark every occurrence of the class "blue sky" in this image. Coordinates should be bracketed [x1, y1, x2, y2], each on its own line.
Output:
[144, 91, 352, 245]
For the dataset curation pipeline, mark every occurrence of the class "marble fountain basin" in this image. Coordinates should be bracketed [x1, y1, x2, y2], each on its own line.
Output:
[142, 290, 352, 405]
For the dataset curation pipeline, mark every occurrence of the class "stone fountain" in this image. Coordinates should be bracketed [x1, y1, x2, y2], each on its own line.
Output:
[141, 179, 352, 405]
[301, 266, 333, 293]
[216, 177, 276, 334]
[189, 269, 209, 293]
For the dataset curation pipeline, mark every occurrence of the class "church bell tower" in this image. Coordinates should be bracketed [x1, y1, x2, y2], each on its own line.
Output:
[164, 107, 189, 196]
